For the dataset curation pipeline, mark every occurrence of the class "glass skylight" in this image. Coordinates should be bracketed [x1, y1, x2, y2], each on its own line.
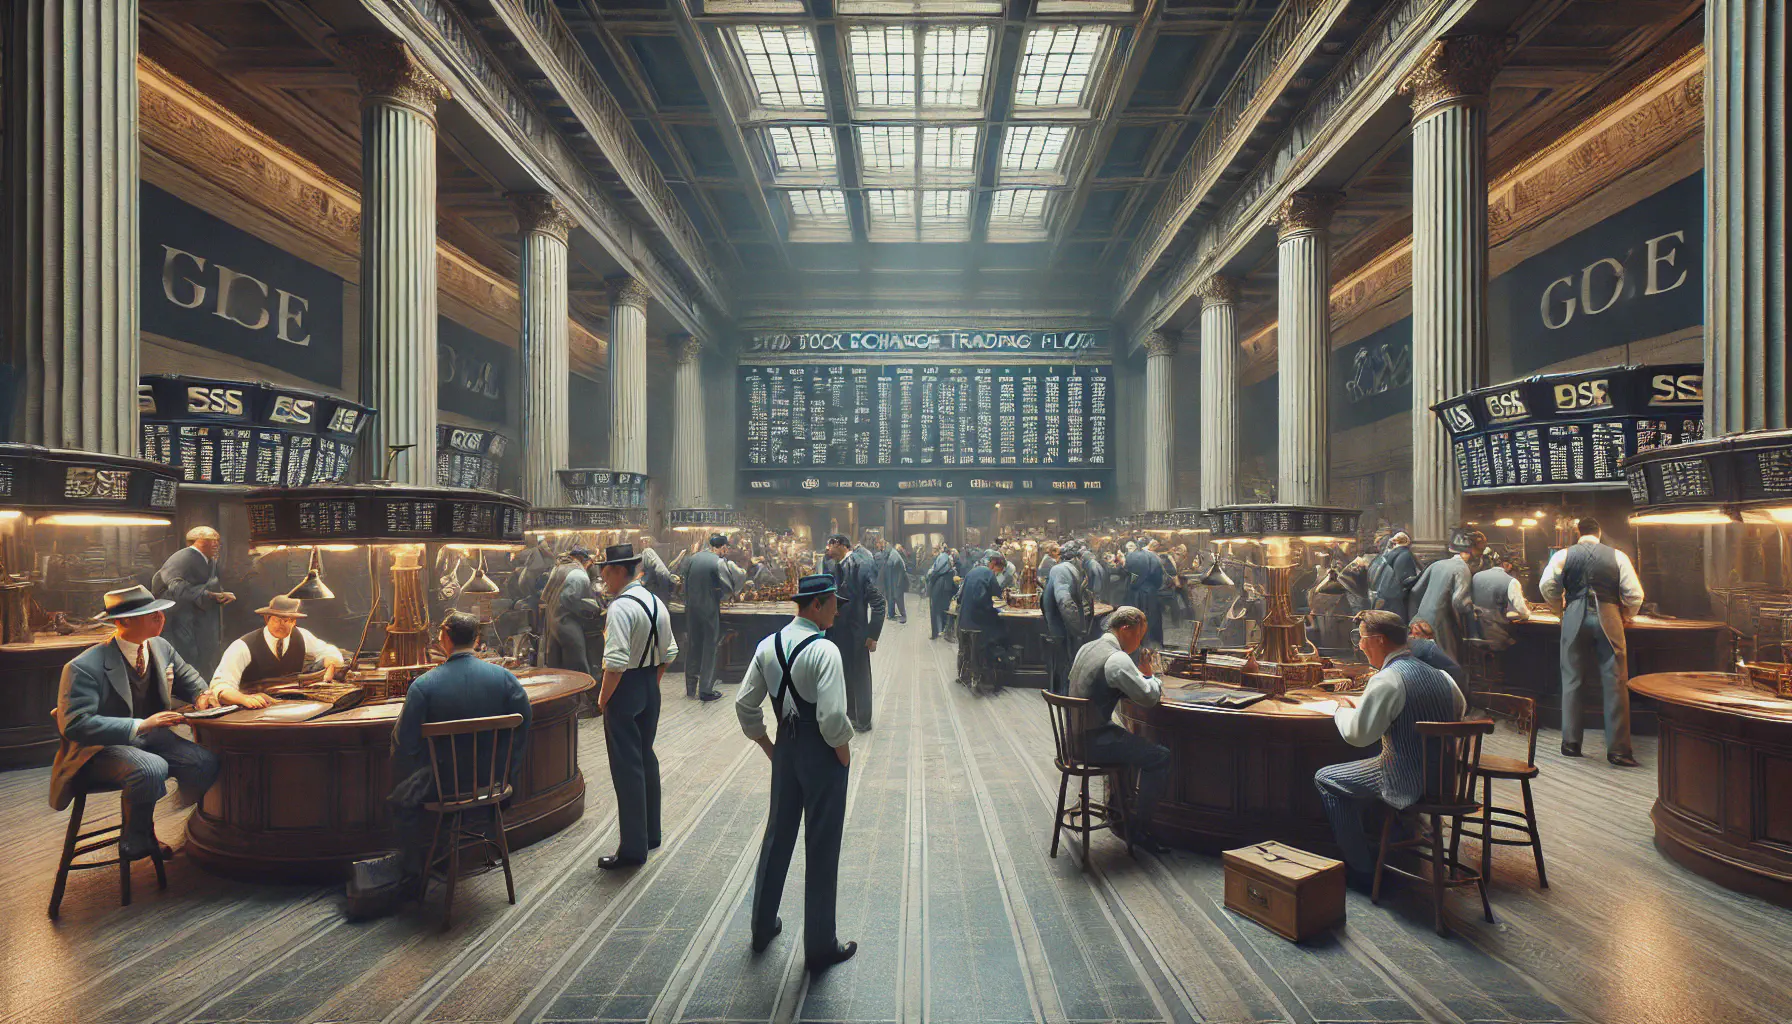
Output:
[847, 24, 916, 109]
[784, 188, 850, 240]
[866, 189, 916, 234]
[919, 126, 980, 176]
[732, 25, 826, 111]
[856, 126, 916, 181]
[1000, 125, 1072, 174]
[1013, 24, 1108, 110]
[847, 23, 992, 115]
[764, 126, 838, 176]
[920, 25, 991, 109]
[989, 188, 1050, 224]
[920, 189, 970, 225]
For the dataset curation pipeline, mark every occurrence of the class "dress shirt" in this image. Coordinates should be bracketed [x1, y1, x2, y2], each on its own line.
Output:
[1334, 648, 1467, 747]
[735, 616, 851, 748]
[601, 582, 680, 671]
[1066, 632, 1163, 714]
[211, 626, 344, 691]
[115, 637, 151, 739]
[1538, 535, 1644, 613]
[1500, 575, 1532, 621]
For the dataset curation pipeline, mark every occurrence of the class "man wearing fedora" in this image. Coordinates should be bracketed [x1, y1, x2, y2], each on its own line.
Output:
[736, 573, 857, 974]
[595, 543, 679, 869]
[210, 594, 345, 704]
[51, 586, 252, 859]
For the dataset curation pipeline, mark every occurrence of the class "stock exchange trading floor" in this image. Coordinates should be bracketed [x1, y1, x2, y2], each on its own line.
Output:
[4, 621, 1791, 1024]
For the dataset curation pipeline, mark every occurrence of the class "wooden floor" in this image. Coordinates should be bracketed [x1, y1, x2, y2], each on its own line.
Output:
[5, 622, 1792, 1024]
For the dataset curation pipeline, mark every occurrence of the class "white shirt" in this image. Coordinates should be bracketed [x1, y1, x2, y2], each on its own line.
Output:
[736, 616, 852, 748]
[1501, 575, 1532, 621]
[1537, 535, 1644, 614]
[1333, 651, 1468, 747]
[211, 626, 344, 691]
[601, 582, 680, 671]
[1066, 632, 1163, 711]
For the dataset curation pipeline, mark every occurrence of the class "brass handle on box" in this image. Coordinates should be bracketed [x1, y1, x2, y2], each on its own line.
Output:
[1246, 884, 1268, 908]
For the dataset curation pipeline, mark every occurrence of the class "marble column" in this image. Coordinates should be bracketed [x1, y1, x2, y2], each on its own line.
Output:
[512, 194, 575, 506]
[1275, 192, 1340, 506]
[670, 335, 708, 507]
[1143, 331, 1178, 510]
[346, 34, 447, 486]
[608, 277, 651, 475]
[1705, 0, 1788, 434]
[1198, 276, 1242, 508]
[5, 0, 141, 454]
[1405, 36, 1504, 543]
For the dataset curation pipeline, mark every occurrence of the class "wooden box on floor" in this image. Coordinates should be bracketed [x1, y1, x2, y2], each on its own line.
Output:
[1222, 842, 1345, 942]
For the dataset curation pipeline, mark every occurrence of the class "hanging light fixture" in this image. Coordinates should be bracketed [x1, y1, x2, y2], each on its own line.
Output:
[286, 547, 336, 601]
[1198, 558, 1234, 588]
[462, 550, 501, 595]
[1313, 568, 1348, 596]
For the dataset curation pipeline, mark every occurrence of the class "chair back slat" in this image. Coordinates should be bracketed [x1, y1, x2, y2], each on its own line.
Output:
[422, 713, 527, 804]
[1042, 691, 1095, 766]
[1415, 719, 1493, 808]
[1471, 691, 1538, 766]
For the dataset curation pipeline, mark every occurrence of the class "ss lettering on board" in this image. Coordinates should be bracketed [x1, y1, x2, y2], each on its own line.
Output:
[1483, 388, 1527, 420]
[1554, 379, 1611, 411]
[267, 396, 315, 425]
[1649, 373, 1703, 406]
[185, 386, 245, 416]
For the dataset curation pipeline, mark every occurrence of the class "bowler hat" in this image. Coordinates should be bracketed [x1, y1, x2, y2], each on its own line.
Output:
[601, 543, 644, 567]
[95, 585, 175, 621]
[254, 595, 309, 618]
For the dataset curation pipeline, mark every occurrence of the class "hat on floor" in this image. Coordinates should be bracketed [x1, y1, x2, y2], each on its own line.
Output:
[95, 585, 175, 621]
[254, 595, 308, 618]
[601, 543, 643, 567]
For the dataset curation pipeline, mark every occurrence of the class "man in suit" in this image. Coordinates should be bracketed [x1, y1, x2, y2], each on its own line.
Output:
[1471, 550, 1532, 650]
[51, 586, 256, 859]
[151, 526, 236, 676]
[927, 546, 958, 640]
[822, 533, 884, 733]
[1123, 541, 1166, 646]
[1042, 544, 1092, 694]
[883, 543, 909, 624]
[957, 555, 1009, 649]
[637, 536, 680, 604]
[683, 533, 745, 702]
[541, 548, 602, 675]
[1408, 531, 1482, 664]
[1369, 531, 1420, 621]
[389, 611, 533, 887]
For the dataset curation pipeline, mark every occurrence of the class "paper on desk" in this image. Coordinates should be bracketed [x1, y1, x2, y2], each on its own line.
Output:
[252, 701, 332, 722]
[1305, 699, 1341, 716]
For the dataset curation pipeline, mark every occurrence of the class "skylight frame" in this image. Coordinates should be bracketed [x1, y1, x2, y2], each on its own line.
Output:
[836, 0, 1003, 13]
[997, 124, 1077, 186]
[986, 187, 1055, 242]
[760, 125, 840, 185]
[725, 24, 829, 121]
[842, 20, 996, 120]
[864, 188, 917, 241]
[782, 187, 853, 242]
[1011, 23, 1114, 118]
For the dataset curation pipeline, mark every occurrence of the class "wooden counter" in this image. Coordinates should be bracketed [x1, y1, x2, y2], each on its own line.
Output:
[670, 601, 794, 686]
[1506, 612, 1729, 730]
[985, 602, 1114, 688]
[0, 632, 108, 770]
[186, 668, 594, 882]
[1627, 672, 1792, 907]
[1118, 677, 1364, 853]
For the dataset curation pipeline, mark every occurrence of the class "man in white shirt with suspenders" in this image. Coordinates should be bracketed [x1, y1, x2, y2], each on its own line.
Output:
[595, 544, 680, 870]
[736, 574, 858, 974]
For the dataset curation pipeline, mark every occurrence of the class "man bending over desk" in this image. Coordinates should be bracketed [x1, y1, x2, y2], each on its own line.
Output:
[1066, 606, 1171, 855]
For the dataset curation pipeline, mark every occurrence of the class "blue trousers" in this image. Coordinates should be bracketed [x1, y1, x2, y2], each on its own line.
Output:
[603, 667, 663, 860]
[1314, 757, 1390, 873]
[78, 728, 220, 852]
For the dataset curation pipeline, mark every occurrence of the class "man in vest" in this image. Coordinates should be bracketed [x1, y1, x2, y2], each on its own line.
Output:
[1067, 605, 1171, 854]
[682, 533, 745, 702]
[596, 544, 680, 868]
[1539, 517, 1644, 766]
[736, 574, 857, 974]
[1408, 529, 1483, 664]
[210, 595, 343, 704]
[541, 548, 602, 675]
[1314, 610, 1467, 889]
[1471, 549, 1532, 650]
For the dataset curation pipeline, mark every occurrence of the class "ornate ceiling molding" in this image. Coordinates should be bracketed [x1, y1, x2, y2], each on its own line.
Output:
[1401, 35, 1507, 120]
[1275, 191, 1344, 239]
[510, 192, 576, 243]
[339, 32, 450, 118]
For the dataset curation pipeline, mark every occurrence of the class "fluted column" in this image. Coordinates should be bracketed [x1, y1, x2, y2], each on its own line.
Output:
[1198, 276, 1242, 508]
[346, 34, 447, 485]
[1405, 36, 1503, 543]
[608, 277, 651, 475]
[6, 0, 140, 453]
[513, 194, 575, 505]
[670, 335, 708, 507]
[1143, 331, 1178, 510]
[1275, 192, 1340, 506]
[1706, 0, 1788, 434]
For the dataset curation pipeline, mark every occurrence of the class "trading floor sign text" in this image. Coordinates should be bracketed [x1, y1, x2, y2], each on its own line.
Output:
[745, 330, 1105, 356]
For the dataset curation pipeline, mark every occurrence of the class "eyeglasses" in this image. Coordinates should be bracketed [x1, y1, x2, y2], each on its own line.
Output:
[1352, 631, 1372, 650]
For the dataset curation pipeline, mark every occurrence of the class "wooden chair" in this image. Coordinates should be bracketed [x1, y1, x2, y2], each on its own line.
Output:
[420, 713, 526, 930]
[1042, 692, 1127, 868]
[49, 784, 168, 919]
[1453, 692, 1549, 889]
[1372, 718, 1495, 937]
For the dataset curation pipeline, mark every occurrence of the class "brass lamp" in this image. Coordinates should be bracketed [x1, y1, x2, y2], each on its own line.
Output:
[286, 547, 336, 601]
[1198, 558, 1234, 588]
[1313, 568, 1349, 596]
[462, 551, 501, 595]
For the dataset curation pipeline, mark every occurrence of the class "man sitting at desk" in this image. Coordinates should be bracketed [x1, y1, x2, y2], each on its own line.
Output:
[1314, 610, 1466, 890]
[1066, 606, 1171, 855]
[957, 554, 1010, 652]
[210, 595, 344, 705]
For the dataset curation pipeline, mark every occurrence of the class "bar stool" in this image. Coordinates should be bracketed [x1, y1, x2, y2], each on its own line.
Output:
[49, 784, 167, 919]
[1042, 692, 1127, 868]
[1372, 719, 1495, 937]
[420, 713, 526, 930]
[1453, 692, 1549, 889]
[1464, 639, 1507, 692]
[956, 628, 988, 692]
[1041, 632, 1065, 694]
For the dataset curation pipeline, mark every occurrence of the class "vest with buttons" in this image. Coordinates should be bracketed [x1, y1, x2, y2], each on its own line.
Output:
[1561, 542, 1621, 606]
[240, 629, 306, 685]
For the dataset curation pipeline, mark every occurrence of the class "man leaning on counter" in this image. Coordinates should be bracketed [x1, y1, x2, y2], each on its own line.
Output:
[209, 595, 346, 706]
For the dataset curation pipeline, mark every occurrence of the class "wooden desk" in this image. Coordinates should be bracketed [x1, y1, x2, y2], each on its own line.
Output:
[989, 602, 1114, 689]
[0, 632, 108, 770]
[186, 668, 593, 882]
[670, 601, 794, 685]
[1117, 677, 1364, 853]
[1627, 672, 1792, 907]
[1506, 612, 1729, 731]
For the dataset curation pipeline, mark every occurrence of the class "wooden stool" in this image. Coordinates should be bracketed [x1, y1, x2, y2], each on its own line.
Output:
[1372, 719, 1495, 936]
[1042, 632, 1065, 694]
[420, 713, 526, 930]
[1042, 692, 1126, 868]
[49, 786, 167, 920]
[945, 610, 959, 644]
[1454, 692, 1549, 889]
[1464, 639, 1507, 692]
[956, 628, 988, 692]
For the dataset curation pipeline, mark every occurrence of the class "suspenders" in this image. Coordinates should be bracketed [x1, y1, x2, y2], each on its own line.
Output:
[614, 590, 663, 669]
[771, 631, 826, 718]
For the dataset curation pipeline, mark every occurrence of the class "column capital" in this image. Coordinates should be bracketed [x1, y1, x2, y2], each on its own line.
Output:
[607, 276, 651, 310]
[1276, 192, 1342, 240]
[341, 32, 448, 116]
[509, 192, 576, 243]
[1401, 36, 1506, 119]
[1143, 330, 1178, 358]
[672, 334, 703, 365]
[1198, 275, 1242, 306]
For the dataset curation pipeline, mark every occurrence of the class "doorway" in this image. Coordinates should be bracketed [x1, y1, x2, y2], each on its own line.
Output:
[893, 499, 960, 560]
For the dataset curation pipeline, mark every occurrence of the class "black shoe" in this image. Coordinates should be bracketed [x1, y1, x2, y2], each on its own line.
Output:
[1608, 753, 1640, 767]
[1560, 742, 1582, 758]
[1130, 830, 1173, 856]
[807, 941, 857, 973]
[853, 723, 871, 733]
[700, 691, 724, 702]
[599, 854, 646, 870]
[649, 838, 661, 851]
[752, 917, 783, 953]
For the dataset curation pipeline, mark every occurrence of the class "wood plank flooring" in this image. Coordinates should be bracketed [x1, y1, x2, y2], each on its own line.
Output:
[4, 621, 1791, 1024]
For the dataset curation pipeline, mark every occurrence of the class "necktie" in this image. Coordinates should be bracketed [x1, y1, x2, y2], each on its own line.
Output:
[134, 644, 147, 678]
[277, 636, 287, 660]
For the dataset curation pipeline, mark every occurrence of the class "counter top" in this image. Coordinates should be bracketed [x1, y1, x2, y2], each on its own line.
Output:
[197, 668, 593, 729]
[1628, 672, 1792, 723]
[995, 602, 1115, 620]
[0, 630, 109, 654]
[1519, 610, 1726, 631]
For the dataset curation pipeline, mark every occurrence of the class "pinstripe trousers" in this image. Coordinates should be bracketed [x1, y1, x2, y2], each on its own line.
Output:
[78, 729, 220, 850]
[1314, 756, 1391, 873]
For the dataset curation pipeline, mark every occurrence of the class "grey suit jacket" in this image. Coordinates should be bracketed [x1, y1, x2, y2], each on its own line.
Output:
[51, 636, 209, 810]
[683, 550, 741, 616]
